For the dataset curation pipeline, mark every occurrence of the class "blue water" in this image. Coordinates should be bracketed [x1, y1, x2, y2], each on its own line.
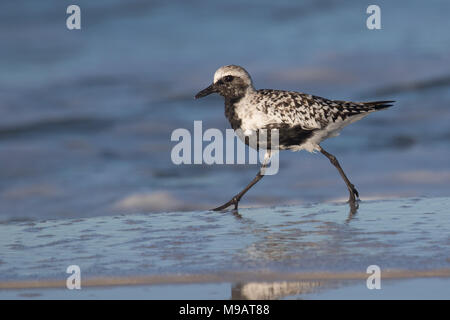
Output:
[1, 0, 450, 222]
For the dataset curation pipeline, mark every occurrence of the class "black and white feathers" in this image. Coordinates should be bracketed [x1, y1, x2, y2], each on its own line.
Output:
[197, 65, 394, 152]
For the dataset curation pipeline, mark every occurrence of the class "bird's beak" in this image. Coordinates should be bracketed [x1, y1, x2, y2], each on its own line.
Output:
[195, 83, 217, 99]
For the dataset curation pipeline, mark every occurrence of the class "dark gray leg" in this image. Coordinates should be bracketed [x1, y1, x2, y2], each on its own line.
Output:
[212, 152, 271, 211]
[319, 146, 359, 203]
[212, 171, 264, 211]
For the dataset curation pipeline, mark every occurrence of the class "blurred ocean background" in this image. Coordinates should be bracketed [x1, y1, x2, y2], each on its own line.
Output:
[1, 0, 450, 222]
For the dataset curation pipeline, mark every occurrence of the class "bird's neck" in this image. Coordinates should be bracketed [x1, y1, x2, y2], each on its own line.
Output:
[224, 96, 244, 131]
[223, 87, 255, 130]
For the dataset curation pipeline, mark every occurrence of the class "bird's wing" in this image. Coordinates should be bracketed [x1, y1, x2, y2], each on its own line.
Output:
[259, 90, 332, 130]
[259, 89, 394, 130]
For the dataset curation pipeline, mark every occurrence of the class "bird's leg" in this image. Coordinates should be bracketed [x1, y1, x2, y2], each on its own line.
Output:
[212, 171, 264, 211]
[212, 151, 271, 211]
[319, 146, 359, 203]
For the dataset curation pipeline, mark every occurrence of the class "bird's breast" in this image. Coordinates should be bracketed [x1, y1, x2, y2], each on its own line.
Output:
[224, 97, 275, 150]
[232, 98, 273, 132]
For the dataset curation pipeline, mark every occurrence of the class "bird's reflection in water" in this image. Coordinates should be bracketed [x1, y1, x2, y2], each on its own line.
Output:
[228, 201, 361, 267]
[226, 202, 361, 299]
[231, 281, 325, 300]
[232, 209, 243, 220]
[231, 200, 360, 223]
[346, 200, 360, 223]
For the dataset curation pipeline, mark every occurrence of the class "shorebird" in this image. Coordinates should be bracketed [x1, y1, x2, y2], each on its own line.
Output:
[195, 65, 394, 211]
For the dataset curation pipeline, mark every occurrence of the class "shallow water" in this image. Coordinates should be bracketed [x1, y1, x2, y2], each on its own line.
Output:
[0, 197, 449, 299]
[0, 197, 449, 283]
[1, 1, 450, 221]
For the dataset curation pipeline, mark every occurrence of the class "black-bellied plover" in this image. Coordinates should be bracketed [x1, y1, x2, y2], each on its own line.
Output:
[195, 65, 394, 211]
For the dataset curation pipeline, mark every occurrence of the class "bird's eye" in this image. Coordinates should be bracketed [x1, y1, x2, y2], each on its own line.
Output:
[224, 75, 234, 82]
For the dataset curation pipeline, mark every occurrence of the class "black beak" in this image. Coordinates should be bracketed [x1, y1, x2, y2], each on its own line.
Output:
[195, 83, 217, 99]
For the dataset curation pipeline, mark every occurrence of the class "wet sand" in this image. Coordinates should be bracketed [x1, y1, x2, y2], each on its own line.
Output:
[1, 270, 449, 299]
[1, 197, 449, 299]
[1, 277, 449, 300]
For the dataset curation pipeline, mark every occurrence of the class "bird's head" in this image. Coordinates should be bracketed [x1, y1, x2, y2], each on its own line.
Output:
[195, 65, 254, 100]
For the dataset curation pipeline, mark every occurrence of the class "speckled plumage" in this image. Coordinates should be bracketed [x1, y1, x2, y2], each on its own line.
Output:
[209, 65, 394, 152]
[195, 65, 395, 211]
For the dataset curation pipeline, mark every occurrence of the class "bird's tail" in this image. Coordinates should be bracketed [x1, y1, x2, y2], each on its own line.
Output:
[333, 100, 395, 117]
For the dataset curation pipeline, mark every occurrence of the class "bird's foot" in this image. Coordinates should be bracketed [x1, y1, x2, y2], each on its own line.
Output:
[212, 196, 240, 211]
